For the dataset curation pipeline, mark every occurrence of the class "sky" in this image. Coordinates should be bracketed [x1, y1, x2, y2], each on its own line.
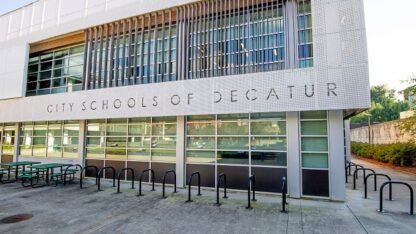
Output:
[0, 0, 415, 92]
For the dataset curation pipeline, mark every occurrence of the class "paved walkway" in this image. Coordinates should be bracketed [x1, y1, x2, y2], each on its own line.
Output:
[0, 159, 414, 234]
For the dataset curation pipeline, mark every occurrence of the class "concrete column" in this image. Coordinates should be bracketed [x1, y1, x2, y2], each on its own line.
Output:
[284, 0, 298, 69]
[286, 111, 301, 198]
[13, 123, 20, 162]
[344, 120, 352, 161]
[176, 116, 185, 188]
[328, 110, 346, 201]
[78, 120, 86, 167]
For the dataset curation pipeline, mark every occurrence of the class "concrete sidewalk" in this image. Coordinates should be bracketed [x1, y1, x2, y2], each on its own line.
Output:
[0, 159, 414, 234]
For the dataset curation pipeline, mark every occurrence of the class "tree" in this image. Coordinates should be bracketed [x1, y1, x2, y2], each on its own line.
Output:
[351, 85, 409, 124]
[398, 113, 416, 138]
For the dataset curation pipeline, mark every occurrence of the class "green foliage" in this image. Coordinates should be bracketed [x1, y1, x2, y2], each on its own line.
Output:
[398, 113, 416, 137]
[351, 141, 416, 167]
[351, 85, 409, 124]
[403, 85, 416, 101]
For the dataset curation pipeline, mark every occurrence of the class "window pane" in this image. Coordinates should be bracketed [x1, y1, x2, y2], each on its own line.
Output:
[106, 148, 126, 160]
[252, 152, 287, 166]
[217, 137, 249, 150]
[217, 121, 249, 135]
[187, 137, 215, 150]
[251, 121, 286, 135]
[86, 147, 105, 159]
[217, 151, 249, 165]
[127, 149, 151, 161]
[186, 150, 215, 164]
[251, 137, 286, 151]
[151, 137, 176, 149]
[301, 121, 327, 135]
[63, 146, 78, 158]
[187, 122, 215, 135]
[301, 137, 328, 152]
[302, 153, 328, 168]
[300, 111, 327, 119]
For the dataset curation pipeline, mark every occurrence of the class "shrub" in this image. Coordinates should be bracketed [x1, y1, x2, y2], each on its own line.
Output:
[351, 142, 416, 166]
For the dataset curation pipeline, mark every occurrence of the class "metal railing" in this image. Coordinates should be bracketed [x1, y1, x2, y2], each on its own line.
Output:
[378, 181, 414, 215]
[80, 165, 99, 189]
[138, 169, 155, 196]
[97, 167, 116, 191]
[216, 173, 228, 205]
[246, 175, 256, 209]
[117, 168, 135, 193]
[353, 168, 376, 189]
[187, 171, 202, 202]
[162, 170, 177, 198]
[364, 173, 392, 200]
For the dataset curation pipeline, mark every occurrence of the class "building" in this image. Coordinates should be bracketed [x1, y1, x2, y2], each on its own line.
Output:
[0, 0, 369, 201]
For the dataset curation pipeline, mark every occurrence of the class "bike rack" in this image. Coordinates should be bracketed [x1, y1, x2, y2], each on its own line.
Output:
[97, 166, 116, 191]
[162, 169, 177, 198]
[216, 173, 228, 205]
[246, 175, 256, 209]
[187, 171, 202, 202]
[117, 168, 135, 193]
[364, 173, 392, 200]
[378, 181, 414, 215]
[345, 164, 363, 183]
[138, 169, 156, 196]
[281, 177, 288, 213]
[63, 164, 82, 186]
[353, 168, 375, 189]
[345, 161, 356, 175]
[80, 165, 99, 189]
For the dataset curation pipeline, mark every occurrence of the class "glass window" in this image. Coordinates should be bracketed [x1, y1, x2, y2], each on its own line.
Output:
[19, 121, 79, 158]
[252, 152, 287, 166]
[300, 110, 329, 170]
[302, 153, 328, 168]
[26, 44, 84, 96]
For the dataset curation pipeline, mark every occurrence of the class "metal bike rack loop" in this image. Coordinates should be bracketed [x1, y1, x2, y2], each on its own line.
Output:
[63, 164, 82, 186]
[281, 177, 288, 213]
[364, 173, 392, 200]
[246, 175, 256, 209]
[80, 165, 99, 189]
[353, 168, 375, 189]
[345, 164, 364, 183]
[216, 173, 228, 205]
[187, 171, 202, 202]
[97, 167, 116, 191]
[117, 168, 135, 193]
[162, 170, 177, 198]
[378, 181, 413, 215]
[138, 169, 155, 196]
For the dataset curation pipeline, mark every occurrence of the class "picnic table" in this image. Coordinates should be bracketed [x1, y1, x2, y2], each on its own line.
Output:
[30, 163, 72, 184]
[0, 161, 41, 182]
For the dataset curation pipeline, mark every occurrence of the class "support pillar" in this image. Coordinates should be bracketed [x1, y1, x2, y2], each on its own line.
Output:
[287, 112, 301, 198]
[329, 110, 346, 201]
[176, 116, 185, 187]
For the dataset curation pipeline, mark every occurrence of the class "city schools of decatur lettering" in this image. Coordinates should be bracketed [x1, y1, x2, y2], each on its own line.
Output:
[46, 83, 338, 113]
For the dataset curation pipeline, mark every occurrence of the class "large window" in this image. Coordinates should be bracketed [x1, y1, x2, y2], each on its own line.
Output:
[300, 111, 329, 197]
[186, 112, 287, 166]
[187, 0, 285, 79]
[298, 0, 313, 68]
[86, 117, 176, 162]
[1, 124, 16, 156]
[85, 13, 177, 90]
[26, 44, 84, 96]
[20, 121, 79, 158]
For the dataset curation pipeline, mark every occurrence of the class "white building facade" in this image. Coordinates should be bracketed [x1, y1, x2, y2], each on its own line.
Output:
[0, 0, 369, 201]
